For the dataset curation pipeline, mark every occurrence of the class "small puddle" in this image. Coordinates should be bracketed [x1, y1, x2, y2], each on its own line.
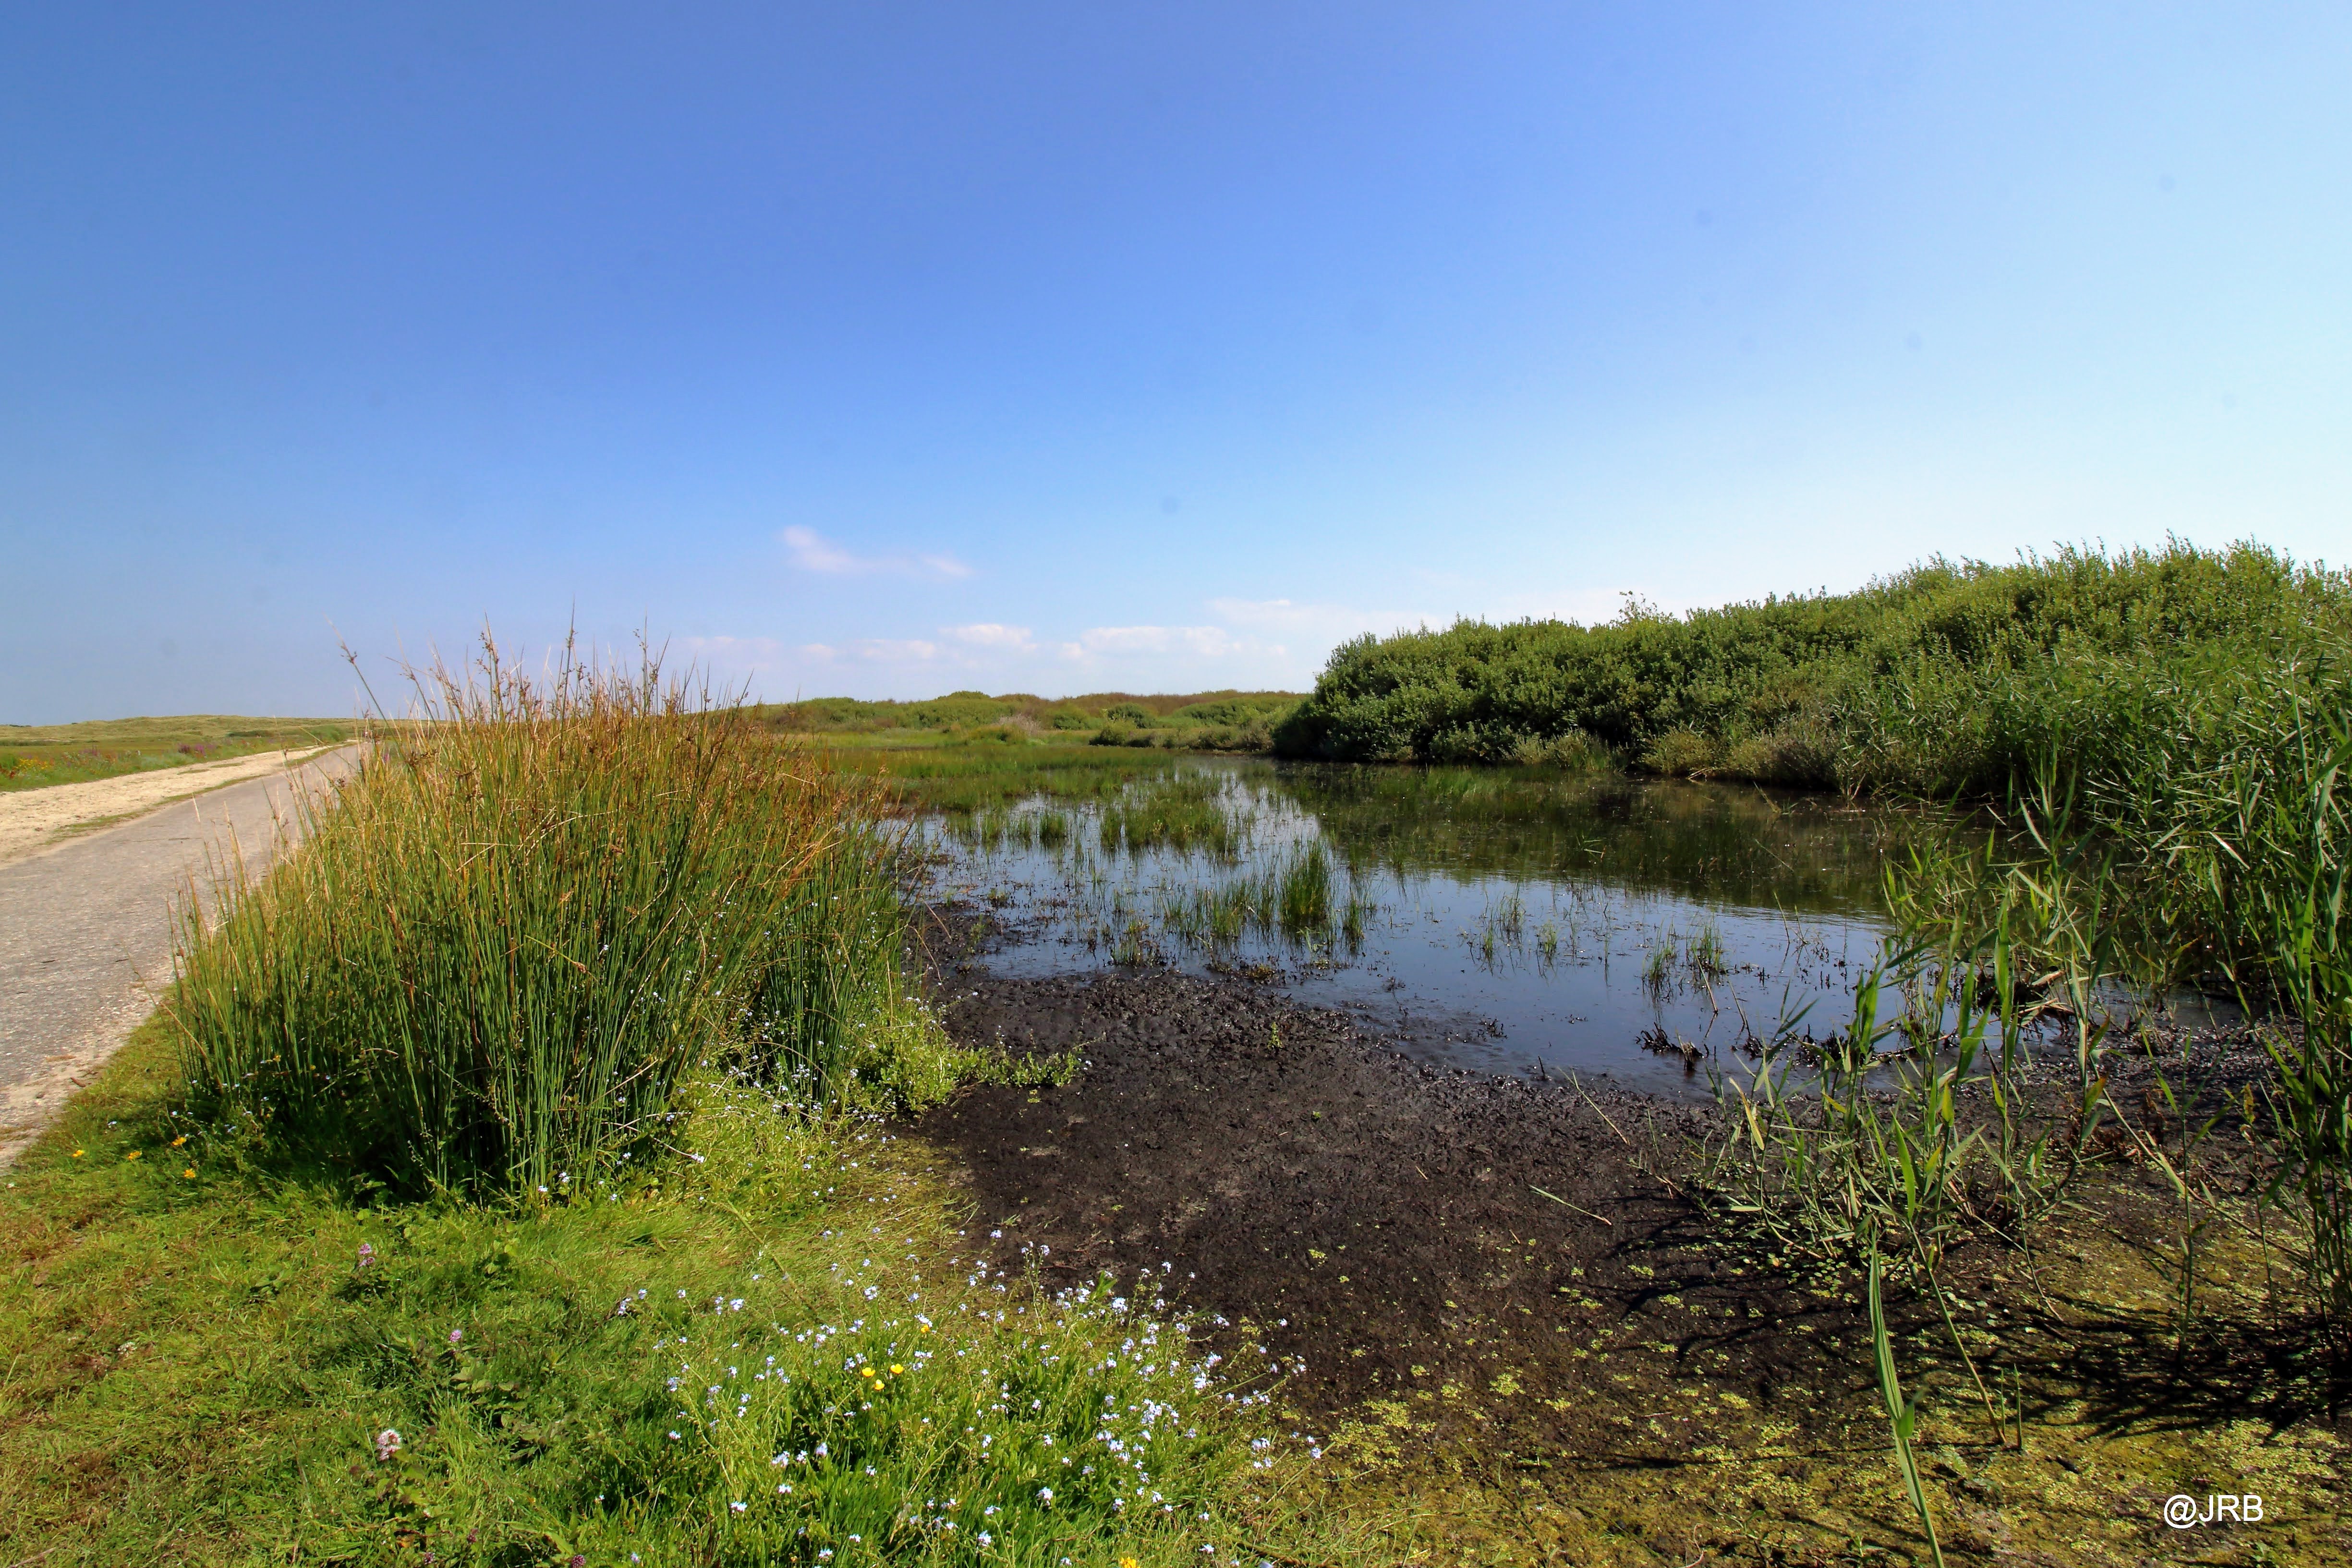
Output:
[917, 759, 1949, 1095]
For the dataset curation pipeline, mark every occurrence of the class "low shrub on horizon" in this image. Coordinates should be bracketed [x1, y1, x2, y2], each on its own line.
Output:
[757, 690, 1300, 748]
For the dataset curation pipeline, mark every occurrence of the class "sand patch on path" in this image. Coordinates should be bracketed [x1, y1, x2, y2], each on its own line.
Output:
[0, 747, 342, 868]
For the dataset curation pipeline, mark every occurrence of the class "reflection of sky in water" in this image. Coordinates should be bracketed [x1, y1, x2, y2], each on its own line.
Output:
[920, 762, 1933, 1097]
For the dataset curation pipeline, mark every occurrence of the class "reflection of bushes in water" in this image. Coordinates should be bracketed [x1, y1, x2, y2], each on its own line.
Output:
[1157, 840, 1371, 950]
[912, 751, 1918, 920]
[1287, 764, 1927, 915]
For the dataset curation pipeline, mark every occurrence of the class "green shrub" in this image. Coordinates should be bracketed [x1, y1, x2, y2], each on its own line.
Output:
[1169, 696, 1297, 728]
[1718, 721, 1836, 785]
[1639, 730, 1720, 777]
[1104, 702, 1156, 727]
[1509, 728, 1613, 771]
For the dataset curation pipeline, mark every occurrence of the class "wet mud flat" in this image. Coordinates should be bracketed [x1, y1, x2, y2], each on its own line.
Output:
[921, 968, 1879, 1451]
[911, 932, 2352, 1563]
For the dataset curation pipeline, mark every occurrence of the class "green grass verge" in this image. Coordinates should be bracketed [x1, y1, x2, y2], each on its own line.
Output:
[824, 740, 1243, 817]
[757, 694, 1298, 756]
[0, 1016, 1312, 1567]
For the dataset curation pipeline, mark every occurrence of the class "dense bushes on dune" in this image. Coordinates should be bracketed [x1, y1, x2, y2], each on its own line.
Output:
[1274, 541, 2352, 796]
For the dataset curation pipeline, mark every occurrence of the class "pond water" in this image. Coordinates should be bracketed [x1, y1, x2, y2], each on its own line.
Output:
[916, 758, 1948, 1095]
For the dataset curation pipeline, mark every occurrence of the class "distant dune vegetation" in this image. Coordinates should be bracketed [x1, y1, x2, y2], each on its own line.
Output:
[756, 688, 1301, 751]
[1272, 540, 2352, 797]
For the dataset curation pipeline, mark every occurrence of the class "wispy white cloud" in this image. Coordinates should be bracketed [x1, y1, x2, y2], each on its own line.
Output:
[793, 639, 943, 666]
[687, 583, 1678, 703]
[780, 526, 973, 580]
[1065, 624, 1240, 658]
[943, 623, 1036, 651]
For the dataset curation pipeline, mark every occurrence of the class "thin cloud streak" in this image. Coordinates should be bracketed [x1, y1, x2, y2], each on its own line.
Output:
[780, 526, 973, 580]
[689, 584, 1686, 700]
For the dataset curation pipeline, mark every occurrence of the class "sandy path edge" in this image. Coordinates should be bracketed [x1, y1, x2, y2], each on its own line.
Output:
[0, 746, 360, 1167]
[0, 745, 342, 869]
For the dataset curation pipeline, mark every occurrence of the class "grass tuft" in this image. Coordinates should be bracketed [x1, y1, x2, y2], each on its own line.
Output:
[168, 635, 950, 1200]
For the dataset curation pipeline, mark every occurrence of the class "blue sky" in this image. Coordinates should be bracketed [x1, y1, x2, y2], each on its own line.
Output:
[4, 3, 2349, 722]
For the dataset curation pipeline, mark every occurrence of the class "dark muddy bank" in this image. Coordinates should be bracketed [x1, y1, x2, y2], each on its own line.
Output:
[906, 902, 2350, 1564]
[919, 966, 1893, 1459]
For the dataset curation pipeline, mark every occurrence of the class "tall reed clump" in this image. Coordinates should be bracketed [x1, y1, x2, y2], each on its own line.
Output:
[170, 638, 945, 1199]
[1717, 635, 2352, 1363]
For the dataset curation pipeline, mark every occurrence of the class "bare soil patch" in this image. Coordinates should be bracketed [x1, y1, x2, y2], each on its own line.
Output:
[919, 966, 1884, 1458]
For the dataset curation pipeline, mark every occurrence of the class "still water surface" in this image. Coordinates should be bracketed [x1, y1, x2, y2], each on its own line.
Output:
[919, 760, 1948, 1095]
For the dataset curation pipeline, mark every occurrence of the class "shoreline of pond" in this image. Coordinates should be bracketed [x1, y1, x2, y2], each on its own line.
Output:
[904, 940, 2347, 1563]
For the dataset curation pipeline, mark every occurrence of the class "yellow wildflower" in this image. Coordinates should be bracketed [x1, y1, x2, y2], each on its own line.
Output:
[183, 1169, 197, 1179]
[125, 1150, 141, 1160]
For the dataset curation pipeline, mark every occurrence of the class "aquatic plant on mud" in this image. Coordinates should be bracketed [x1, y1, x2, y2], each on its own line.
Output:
[1872, 643, 2352, 1352]
[168, 635, 953, 1198]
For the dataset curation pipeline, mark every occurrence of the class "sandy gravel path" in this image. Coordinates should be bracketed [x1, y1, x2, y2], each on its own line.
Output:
[0, 746, 359, 1165]
[0, 745, 344, 869]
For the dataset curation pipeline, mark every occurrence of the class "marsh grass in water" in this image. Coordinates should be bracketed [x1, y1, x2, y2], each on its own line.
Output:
[923, 756, 1908, 1079]
[1155, 842, 1375, 953]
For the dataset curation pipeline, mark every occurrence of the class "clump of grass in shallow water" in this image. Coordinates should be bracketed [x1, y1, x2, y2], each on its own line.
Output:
[169, 635, 948, 1199]
[1152, 839, 1371, 955]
